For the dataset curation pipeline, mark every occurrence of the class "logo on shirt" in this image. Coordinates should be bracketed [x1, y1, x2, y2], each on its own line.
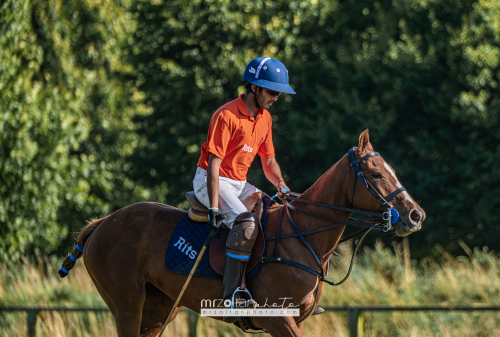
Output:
[242, 144, 253, 153]
[249, 67, 256, 74]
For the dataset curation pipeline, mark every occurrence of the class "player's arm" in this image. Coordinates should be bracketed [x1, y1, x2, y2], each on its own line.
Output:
[207, 153, 223, 209]
[261, 156, 289, 195]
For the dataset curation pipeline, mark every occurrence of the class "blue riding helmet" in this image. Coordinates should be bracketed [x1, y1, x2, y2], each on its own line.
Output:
[242, 57, 296, 94]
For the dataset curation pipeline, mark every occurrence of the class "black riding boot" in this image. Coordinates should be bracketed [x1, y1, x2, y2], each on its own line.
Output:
[222, 212, 259, 323]
[222, 256, 256, 322]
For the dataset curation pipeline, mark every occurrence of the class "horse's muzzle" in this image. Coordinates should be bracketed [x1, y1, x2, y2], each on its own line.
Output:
[395, 209, 424, 236]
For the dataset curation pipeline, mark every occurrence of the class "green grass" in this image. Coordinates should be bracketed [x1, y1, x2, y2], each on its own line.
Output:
[2, 240, 500, 336]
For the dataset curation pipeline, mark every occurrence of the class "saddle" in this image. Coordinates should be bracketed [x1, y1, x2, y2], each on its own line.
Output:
[185, 191, 264, 222]
[185, 191, 267, 276]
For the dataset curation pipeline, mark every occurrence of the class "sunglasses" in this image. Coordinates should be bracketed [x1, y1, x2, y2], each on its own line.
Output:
[265, 88, 281, 97]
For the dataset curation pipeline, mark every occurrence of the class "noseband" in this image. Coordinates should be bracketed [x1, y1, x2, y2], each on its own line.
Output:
[262, 148, 409, 322]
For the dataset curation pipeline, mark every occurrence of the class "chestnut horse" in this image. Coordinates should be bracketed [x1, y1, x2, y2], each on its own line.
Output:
[59, 130, 425, 337]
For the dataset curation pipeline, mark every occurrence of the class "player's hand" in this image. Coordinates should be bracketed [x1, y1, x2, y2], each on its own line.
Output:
[208, 208, 227, 238]
[277, 179, 289, 198]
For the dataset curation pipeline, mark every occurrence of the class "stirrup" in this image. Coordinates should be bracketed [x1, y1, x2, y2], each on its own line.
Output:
[230, 287, 257, 309]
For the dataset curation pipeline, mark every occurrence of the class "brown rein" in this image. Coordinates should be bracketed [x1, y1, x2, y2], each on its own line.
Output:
[264, 191, 389, 243]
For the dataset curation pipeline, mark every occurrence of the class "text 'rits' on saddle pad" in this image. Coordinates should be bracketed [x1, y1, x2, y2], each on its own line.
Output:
[164, 200, 273, 280]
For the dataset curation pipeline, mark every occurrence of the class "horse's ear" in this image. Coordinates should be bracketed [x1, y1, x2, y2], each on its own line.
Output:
[357, 129, 371, 154]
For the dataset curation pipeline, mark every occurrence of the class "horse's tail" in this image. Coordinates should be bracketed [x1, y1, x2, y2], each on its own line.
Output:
[58, 217, 106, 278]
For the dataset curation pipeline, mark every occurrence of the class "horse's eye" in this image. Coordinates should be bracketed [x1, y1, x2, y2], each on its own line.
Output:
[372, 172, 381, 178]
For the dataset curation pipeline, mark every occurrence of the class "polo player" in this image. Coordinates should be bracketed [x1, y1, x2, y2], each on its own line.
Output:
[193, 57, 294, 322]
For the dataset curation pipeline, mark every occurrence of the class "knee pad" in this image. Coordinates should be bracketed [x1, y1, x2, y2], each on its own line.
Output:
[226, 212, 259, 261]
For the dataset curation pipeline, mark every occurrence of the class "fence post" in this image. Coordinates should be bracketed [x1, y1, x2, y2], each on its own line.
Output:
[188, 310, 199, 337]
[347, 307, 359, 337]
[27, 309, 38, 337]
[358, 311, 364, 337]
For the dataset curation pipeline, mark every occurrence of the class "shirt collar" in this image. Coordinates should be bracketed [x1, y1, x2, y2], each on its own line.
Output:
[237, 94, 264, 119]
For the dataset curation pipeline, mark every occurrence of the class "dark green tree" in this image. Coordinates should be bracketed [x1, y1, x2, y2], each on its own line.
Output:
[2, 0, 499, 260]
[0, 0, 150, 260]
[124, 0, 500, 257]
[277, 0, 500, 256]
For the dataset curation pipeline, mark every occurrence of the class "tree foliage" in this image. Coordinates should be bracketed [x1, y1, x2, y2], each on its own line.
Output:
[1, 0, 499, 259]
[0, 0, 151, 261]
[124, 0, 500, 257]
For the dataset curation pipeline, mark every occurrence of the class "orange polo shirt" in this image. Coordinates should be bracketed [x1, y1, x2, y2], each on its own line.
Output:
[197, 94, 275, 181]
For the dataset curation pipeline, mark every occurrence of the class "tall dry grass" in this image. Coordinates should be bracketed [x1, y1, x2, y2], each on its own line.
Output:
[1, 240, 500, 336]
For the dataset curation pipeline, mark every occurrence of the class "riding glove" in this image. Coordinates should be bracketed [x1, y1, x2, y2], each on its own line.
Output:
[208, 208, 227, 239]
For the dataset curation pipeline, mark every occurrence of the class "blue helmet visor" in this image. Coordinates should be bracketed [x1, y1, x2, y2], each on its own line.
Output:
[246, 78, 296, 95]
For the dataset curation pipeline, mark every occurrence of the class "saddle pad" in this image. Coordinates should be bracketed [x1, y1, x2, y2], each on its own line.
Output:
[165, 209, 270, 281]
[165, 214, 220, 279]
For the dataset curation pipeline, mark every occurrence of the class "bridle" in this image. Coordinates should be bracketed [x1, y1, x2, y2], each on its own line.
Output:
[261, 148, 408, 323]
[348, 147, 406, 222]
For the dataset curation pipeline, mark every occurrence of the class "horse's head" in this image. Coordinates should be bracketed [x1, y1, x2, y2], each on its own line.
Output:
[351, 129, 425, 236]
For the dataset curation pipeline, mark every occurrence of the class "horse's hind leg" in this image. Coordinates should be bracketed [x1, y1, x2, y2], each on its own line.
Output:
[103, 282, 145, 337]
[86, 263, 145, 336]
[139, 282, 183, 337]
[88, 271, 146, 337]
[87, 268, 117, 316]
[90, 272, 180, 337]
[86, 268, 146, 336]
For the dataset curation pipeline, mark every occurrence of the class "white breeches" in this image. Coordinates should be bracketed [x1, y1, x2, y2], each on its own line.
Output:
[193, 167, 261, 228]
